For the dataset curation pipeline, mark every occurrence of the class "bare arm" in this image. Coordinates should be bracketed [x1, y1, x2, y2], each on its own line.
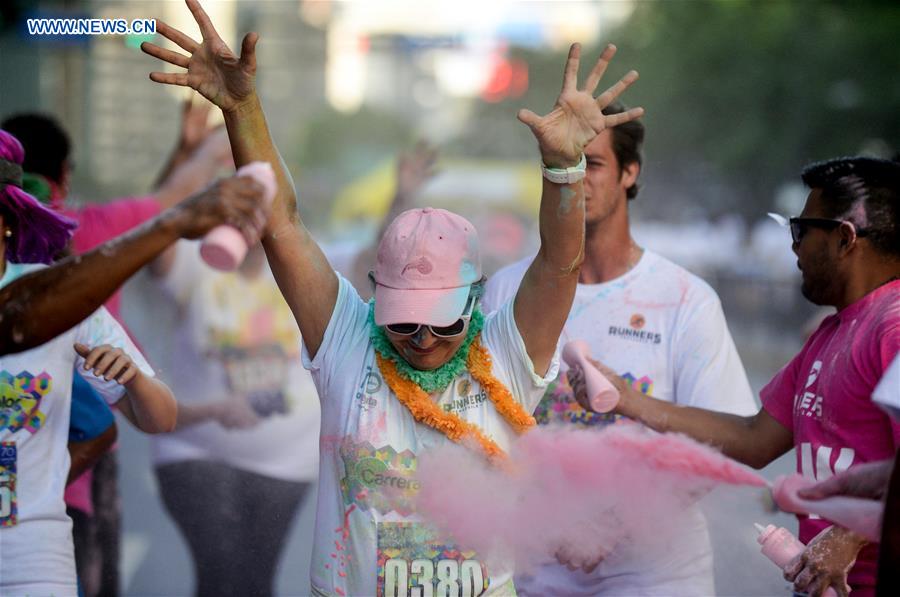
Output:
[141, 0, 337, 357]
[75, 343, 177, 433]
[0, 176, 268, 356]
[514, 44, 643, 375]
[571, 359, 794, 468]
[67, 424, 117, 485]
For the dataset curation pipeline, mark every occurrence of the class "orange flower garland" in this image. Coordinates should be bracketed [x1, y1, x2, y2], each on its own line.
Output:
[375, 335, 535, 462]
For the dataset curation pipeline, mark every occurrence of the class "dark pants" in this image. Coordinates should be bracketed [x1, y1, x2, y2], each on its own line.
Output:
[156, 461, 310, 597]
[67, 449, 121, 597]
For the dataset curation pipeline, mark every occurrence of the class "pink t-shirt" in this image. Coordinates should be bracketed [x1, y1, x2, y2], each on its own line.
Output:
[62, 196, 161, 321]
[761, 280, 900, 593]
[61, 197, 160, 513]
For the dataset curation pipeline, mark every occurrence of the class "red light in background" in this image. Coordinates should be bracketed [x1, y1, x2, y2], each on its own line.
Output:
[481, 57, 528, 103]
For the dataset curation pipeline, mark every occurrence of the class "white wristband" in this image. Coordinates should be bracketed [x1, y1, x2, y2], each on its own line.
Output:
[541, 153, 586, 185]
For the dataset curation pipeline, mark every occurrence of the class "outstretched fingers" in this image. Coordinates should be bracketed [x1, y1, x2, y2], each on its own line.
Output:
[140, 41, 190, 69]
[154, 20, 198, 53]
[186, 0, 219, 41]
[149, 71, 190, 87]
[601, 107, 645, 129]
[582, 43, 617, 94]
[560, 43, 582, 94]
[596, 70, 640, 109]
[240, 32, 259, 71]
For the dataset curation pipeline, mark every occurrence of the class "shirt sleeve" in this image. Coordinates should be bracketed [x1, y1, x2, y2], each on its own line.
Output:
[481, 298, 560, 414]
[671, 285, 758, 416]
[73, 306, 155, 405]
[760, 352, 804, 431]
[482, 257, 530, 314]
[301, 275, 371, 396]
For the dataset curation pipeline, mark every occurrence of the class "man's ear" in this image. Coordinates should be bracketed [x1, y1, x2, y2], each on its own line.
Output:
[621, 161, 640, 191]
[837, 221, 858, 254]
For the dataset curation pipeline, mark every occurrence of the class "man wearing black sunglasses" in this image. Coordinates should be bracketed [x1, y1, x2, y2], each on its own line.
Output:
[571, 156, 900, 597]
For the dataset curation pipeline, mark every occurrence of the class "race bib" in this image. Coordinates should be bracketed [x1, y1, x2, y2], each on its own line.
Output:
[0, 441, 17, 527]
[377, 522, 488, 597]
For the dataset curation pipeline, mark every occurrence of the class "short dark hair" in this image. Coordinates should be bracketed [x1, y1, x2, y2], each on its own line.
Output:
[801, 156, 900, 257]
[601, 101, 645, 200]
[0, 113, 71, 184]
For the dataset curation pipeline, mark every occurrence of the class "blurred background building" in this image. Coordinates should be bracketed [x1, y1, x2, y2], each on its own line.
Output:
[1, 1, 898, 595]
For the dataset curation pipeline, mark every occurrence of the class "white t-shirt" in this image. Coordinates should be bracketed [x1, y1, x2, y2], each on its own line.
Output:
[0, 262, 153, 596]
[483, 250, 757, 596]
[150, 242, 320, 482]
[303, 275, 557, 597]
[874, 354, 900, 421]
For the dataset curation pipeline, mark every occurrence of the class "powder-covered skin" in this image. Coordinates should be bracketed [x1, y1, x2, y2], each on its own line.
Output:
[416, 425, 767, 572]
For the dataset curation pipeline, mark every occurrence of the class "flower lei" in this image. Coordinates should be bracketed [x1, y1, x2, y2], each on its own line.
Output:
[370, 303, 535, 461]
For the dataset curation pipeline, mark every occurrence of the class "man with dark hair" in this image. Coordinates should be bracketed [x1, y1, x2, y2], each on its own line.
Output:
[574, 156, 900, 596]
[483, 101, 756, 595]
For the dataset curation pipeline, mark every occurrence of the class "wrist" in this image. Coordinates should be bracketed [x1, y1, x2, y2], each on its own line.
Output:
[224, 93, 261, 118]
[541, 154, 586, 185]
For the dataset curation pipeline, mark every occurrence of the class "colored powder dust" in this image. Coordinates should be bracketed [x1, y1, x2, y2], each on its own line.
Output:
[416, 425, 767, 572]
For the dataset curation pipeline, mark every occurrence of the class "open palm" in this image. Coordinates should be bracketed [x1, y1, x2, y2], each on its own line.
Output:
[519, 44, 643, 168]
[141, 0, 257, 112]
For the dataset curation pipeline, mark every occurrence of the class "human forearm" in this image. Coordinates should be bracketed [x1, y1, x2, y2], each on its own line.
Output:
[172, 401, 221, 430]
[66, 424, 117, 485]
[120, 373, 178, 433]
[0, 214, 181, 355]
[223, 95, 338, 355]
[617, 389, 788, 468]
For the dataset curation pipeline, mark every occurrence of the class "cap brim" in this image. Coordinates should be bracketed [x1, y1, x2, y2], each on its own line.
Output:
[374, 285, 470, 327]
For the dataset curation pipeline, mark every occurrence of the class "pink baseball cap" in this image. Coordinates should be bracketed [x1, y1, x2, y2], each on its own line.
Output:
[373, 207, 482, 327]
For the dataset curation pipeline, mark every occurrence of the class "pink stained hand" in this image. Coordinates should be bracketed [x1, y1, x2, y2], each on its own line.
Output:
[562, 340, 619, 413]
[772, 474, 884, 542]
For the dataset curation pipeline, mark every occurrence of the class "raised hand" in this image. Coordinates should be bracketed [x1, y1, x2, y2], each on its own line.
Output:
[141, 0, 258, 112]
[396, 141, 439, 201]
[518, 43, 643, 168]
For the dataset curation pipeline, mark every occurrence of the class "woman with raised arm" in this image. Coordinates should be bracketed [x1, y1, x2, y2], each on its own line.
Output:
[142, 2, 642, 594]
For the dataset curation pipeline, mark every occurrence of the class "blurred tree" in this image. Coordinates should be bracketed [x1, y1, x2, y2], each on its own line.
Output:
[456, 0, 900, 221]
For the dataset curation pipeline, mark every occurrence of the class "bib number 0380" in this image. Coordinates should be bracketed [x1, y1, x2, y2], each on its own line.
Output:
[384, 558, 485, 597]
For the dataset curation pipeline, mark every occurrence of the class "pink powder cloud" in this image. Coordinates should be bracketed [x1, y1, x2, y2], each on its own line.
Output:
[416, 424, 767, 572]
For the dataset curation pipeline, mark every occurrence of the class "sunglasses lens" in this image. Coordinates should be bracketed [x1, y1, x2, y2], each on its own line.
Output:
[386, 323, 419, 335]
[431, 319, 466, 337]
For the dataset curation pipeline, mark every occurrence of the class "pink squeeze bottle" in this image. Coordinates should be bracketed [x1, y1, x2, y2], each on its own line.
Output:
[561, 340, 619, 413]
[200, 161, 277, 271]
[754, 523, 838, 597]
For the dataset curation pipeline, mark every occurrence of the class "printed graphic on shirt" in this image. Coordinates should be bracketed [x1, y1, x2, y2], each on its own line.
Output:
[340, 440, 419, 517]
[0, 370, 52, 434]
[220, 345, 291, 418]
[377, 522, 488, 597]
[534, 370, 653, 426]
[0, 441, 17, 527]
[793, 360, 824, 421]
[443, 375, 489, 415]
[607, 322, 663, 345]
[356, 366, 382, 412]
